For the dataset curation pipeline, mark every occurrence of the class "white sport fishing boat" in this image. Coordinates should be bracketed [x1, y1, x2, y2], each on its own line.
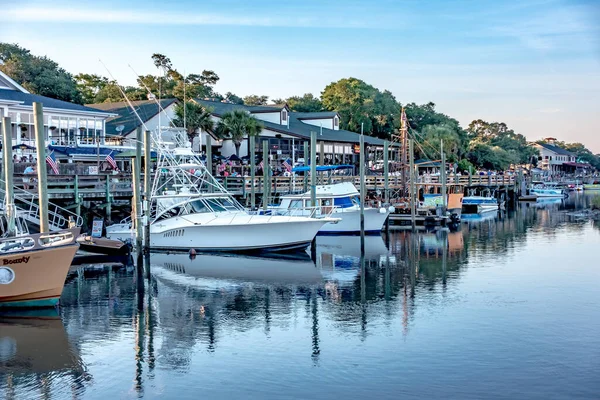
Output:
[269, 181, 391, 233]
[106, 128, 337, 252]
[530, 183, 567, 198]
[461, 196, 499, 214]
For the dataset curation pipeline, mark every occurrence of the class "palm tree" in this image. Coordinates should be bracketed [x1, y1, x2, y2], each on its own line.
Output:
[173, 101, 214, 146]
[215, 110, 263, 156]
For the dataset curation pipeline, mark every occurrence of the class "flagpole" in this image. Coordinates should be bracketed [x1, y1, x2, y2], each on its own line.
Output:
[97, 138, 100, 171]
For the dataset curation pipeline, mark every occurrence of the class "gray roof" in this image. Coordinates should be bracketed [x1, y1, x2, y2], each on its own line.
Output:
[88, 98, 178, 136]
[537, 143, 574, 156]
[294, 111, 339, 119]
[0, 88, 111, 114]
[195, 99, 388, 146]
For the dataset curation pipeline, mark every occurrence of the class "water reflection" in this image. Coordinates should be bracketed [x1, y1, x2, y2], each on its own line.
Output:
[1, 194, 599, 399]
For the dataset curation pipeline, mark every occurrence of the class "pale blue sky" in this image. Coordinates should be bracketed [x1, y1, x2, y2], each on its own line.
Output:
[2, 0, 599, 151]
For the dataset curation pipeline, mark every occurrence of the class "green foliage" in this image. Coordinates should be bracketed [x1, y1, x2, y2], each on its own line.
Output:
[173, 102, 214, 143]
[243, 95, 269, 106]
[75, 73, 145, 104]
[591, 196, 600, 210]
[0, 43, 82, 104]
[321, 77, 399, 138]
[215, 110, 263, 156]
[457, 159, 475, 173]
[224, 92, 244, 104]
[285, 93, 323, 112]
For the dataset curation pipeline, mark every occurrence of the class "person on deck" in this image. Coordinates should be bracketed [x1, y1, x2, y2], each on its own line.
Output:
[23, 165, 36, 189]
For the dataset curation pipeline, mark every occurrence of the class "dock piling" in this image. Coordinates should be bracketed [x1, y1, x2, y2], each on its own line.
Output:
[262, 140, 269, 211]
[409, 139, 416, 230]
[33, 102, 49, 233]
[2, 116, 15, 236]
[310, 131, 317, 208]
[250, 135, 256, 210]
[384, 140, 389, 204]
[143, 130, 151, 253]
[359, 125, 365, 235]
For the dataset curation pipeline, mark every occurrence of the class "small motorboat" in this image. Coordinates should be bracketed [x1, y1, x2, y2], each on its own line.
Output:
[76, 235, 131, 256]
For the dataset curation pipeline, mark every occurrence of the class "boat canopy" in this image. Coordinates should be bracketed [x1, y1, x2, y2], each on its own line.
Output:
[292, 165, 354, 173]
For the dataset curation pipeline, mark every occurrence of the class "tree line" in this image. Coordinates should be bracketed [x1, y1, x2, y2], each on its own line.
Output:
[1, 43, 598, 171]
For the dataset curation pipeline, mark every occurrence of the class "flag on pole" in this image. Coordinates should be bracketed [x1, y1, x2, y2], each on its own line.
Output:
[401, 107, 407, 126]
[105, 151, 118, 170]
[282, 158, 292, 172]
[46, 150, 59, 174]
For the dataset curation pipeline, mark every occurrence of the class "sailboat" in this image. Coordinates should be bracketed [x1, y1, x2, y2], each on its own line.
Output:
[106, 128, 338, 252]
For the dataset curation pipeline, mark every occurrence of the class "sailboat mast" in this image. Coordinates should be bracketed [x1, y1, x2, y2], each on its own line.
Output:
[400, 106, 408, 197]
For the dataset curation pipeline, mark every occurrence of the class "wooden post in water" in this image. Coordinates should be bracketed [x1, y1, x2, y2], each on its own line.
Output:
[319, 141, 325, 166]
[359, 128, 366, 235]
[2, 117, 15, 236]
[310, 131, 317, 208]
[206, 135, 212, 176]
[74, 175, 81, 217]
[262, 140, 269, 211]
[384, 140, 389, 204]
[468, 166, 473, 186]
[250, 135, 256, 210]
[105, 175, 111, 221]
[132, 160, 142, 256]
[33, 102, 49, 233]
[144, 130, 151, 252]
[440, 140, 447, 209]
[409, 139, 416, 230]
[303, 141, 309, 192]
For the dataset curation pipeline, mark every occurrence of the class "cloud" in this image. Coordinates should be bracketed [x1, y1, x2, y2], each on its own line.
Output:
[2, 6, 371, 29]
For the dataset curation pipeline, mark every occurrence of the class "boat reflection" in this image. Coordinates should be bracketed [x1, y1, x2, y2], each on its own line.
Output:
[0, 309, 86, 399]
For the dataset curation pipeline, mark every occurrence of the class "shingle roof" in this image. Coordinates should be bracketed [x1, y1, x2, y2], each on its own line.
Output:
[0, 88, 112, 115]
[294, 112, 339, 119]
[537, 143, 574, 156]
[88, 98, 178, 136]
[194, 99, 388, 146]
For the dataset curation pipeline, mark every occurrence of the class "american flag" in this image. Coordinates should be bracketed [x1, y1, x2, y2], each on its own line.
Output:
[401, 108, 408, 124]
[282, 158, 292, 172]
[105, 151, 118, 170]
[46, 151, 59, 174]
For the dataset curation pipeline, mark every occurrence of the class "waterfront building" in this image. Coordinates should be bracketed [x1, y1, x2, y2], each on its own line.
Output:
[87, 98, 178, 146]
[0, 70, 114, 151]
[534, 139, 591, 174]
[193, 99, 390, 165]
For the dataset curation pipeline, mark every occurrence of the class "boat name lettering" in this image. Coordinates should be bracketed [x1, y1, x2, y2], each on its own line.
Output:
[3, 256, 30, 265]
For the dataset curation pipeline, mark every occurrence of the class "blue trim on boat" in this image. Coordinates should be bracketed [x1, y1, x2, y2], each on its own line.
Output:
[0, 297, 59, 309]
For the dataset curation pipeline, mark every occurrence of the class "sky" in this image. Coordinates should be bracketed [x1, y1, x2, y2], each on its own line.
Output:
[1, 0, 599, 152]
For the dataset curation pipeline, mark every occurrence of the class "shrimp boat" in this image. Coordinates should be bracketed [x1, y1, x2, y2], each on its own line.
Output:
[0, 228, 79, 308]
[269, 181, 391, 233]
[106, 128, 337, 252]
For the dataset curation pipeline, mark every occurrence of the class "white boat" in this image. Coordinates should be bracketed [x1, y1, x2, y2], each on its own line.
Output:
[530, 185, 567, 198]
[269, 182, 391, 233]
[461, 196, 499, 214]
[106, 128, 337, 252]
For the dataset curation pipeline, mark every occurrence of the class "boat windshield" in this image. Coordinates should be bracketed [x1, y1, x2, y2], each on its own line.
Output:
[334, 196, 354, 208]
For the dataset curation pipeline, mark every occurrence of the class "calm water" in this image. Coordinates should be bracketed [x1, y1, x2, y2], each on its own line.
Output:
[1, 194, 600, 399]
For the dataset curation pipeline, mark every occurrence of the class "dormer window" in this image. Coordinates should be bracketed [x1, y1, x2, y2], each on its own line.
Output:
[282, 110, 287, 122]
[334, 116, 339, 127]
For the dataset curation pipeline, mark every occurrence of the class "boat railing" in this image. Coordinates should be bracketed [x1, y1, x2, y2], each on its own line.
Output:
[0, 227, 80, 254]
[266, 205, 338, 219]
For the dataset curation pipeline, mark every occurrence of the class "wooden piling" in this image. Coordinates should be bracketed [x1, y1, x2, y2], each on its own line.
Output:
[310, 131, 317, 208]
[359, 130, 365, 234]
[105, 175, 112, 221]
[33, 102, 49, 233]
[303, 141, 309, 192]
[132, 161, 142, 256]
[409, 139, 416, 230]
[250, 135, 256, 210]
[74, 175, 81, 217]
[440, 140, 447, 209]
[384, 140, 389, 204]
[263, 140, 269, 211]
[143, 130, 151, 252]
[319, 141, 325, 165]
[2, 117, 15, 236]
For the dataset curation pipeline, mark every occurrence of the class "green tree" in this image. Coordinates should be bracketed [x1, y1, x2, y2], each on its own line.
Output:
[224, 92, 244, 104]
[243, 95, 269, 106]
[0, 43, 82, 103]
[285, 93, 323, 112]
[173, 102, 214, 145]
[215, 110, 263, 156]
[321, 77, 399, 138]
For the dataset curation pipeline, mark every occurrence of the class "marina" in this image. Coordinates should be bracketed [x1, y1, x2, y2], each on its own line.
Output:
[1, 195, 599, 399]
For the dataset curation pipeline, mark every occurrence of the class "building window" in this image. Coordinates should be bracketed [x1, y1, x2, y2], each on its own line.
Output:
[334, 117, 339, 127]
[545, 156, 549, 160]
[282, 110, 287, 121]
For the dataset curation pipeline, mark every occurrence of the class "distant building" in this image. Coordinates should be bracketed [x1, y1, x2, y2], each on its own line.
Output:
[0, 70, 114, 149]
[88, 98, 178, 146]
[194, 99, 389, 164]
[533, 141, 589, 174]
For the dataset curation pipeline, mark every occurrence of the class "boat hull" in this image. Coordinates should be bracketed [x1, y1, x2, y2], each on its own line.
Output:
[530, 189, 566, 198]
[0, 244, 79, 308]
[107, 214, 334, 252]
[318, 208, 388, 233]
